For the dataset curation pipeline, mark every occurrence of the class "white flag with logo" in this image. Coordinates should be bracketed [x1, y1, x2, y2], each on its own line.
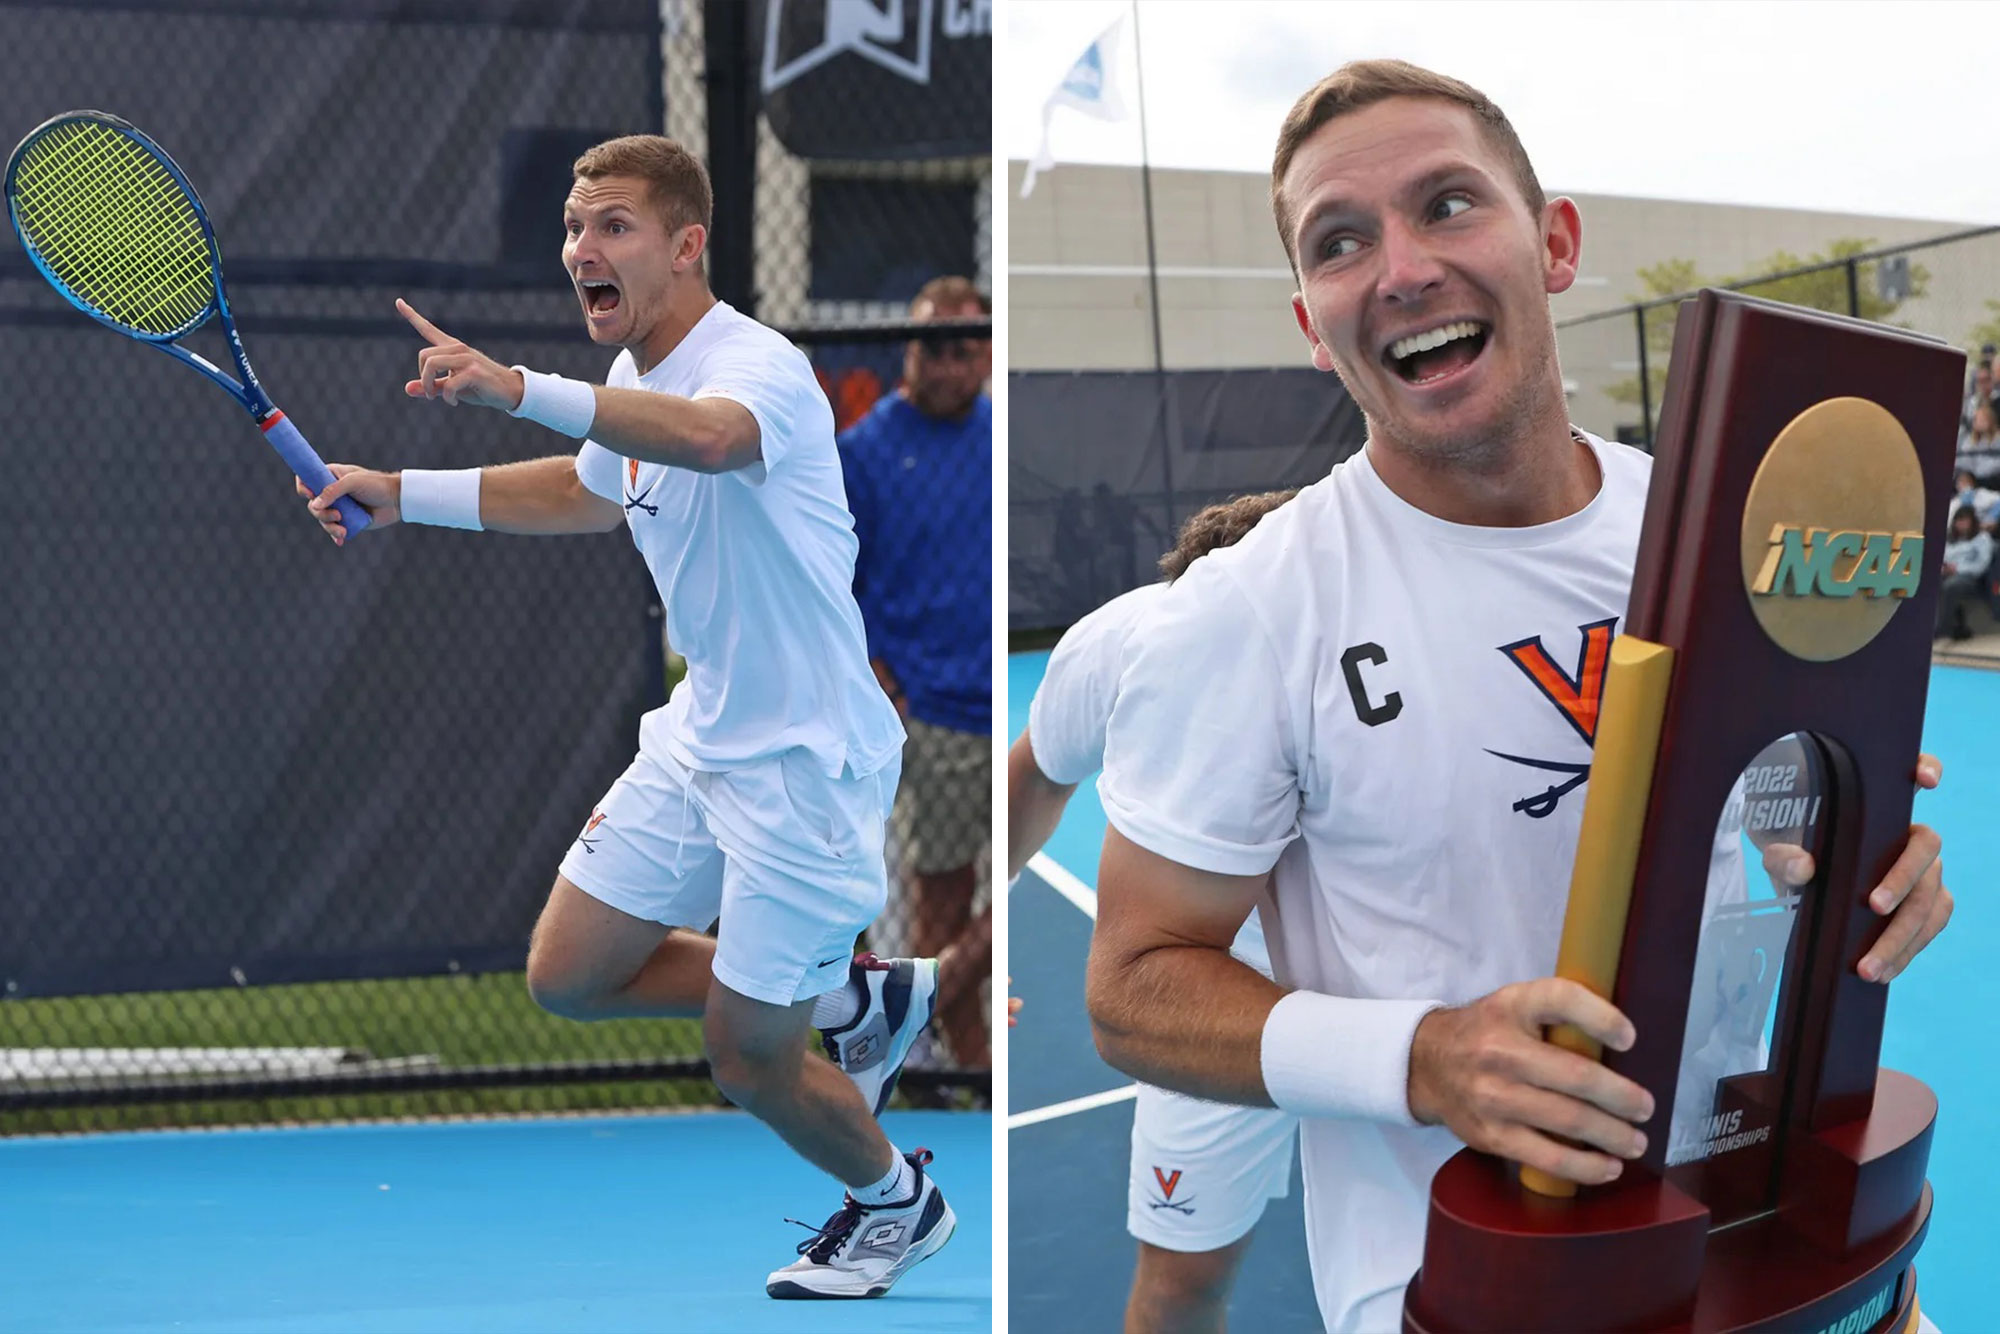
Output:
[1020, 14, 1130, 198]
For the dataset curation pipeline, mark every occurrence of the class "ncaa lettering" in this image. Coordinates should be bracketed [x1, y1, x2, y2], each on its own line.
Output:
[1750, 524, 1922, 600]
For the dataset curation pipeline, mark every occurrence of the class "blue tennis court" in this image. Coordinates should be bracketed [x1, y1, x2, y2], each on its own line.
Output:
[0, 1108, 990, 1334]
[1008, 648, 1997, 1330]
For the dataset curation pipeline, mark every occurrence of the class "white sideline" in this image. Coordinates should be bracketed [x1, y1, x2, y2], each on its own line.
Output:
[1027, 852, 1098, 920]
[1007, 1083, 1138, 1129]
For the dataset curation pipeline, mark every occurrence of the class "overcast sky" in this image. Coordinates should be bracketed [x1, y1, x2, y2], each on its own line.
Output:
[1005, 1, 2000, 225]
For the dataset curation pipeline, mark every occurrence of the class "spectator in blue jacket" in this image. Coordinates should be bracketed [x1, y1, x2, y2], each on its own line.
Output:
[839, 275, 994, 1068]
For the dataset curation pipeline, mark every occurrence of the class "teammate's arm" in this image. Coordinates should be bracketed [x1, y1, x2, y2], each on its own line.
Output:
[1006, 727, 1078, 883]
[303, 456, 625, 540]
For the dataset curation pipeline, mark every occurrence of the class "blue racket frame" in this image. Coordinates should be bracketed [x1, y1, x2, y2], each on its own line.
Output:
[5, 110, 371, 536]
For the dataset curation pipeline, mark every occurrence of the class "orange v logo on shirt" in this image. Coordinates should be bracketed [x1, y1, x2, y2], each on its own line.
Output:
[1497, 617, 1618, 745]
[1152, 1167, 1182, 1199]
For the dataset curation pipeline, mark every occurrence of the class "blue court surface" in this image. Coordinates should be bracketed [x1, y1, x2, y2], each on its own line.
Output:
[0, 1109, 989, 1334]
[1009, 649, 1998, 1331]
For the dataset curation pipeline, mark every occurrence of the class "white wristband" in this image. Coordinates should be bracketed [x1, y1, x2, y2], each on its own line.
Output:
[399, 468, 484, 531]
[1259, 990, 1443, 1125]
[509, 366, 597, 438]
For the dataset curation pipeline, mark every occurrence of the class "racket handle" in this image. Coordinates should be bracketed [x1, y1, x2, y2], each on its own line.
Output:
[261, 411, 373, 537]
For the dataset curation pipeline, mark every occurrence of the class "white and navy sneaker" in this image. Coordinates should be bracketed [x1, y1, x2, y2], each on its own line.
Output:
[819, 953, 939, 1116]
[766, 1150, 956, 1299]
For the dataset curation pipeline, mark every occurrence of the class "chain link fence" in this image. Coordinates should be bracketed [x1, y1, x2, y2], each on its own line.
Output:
[1, 0, 991, 1132]
[1557, 225, 2000, 449]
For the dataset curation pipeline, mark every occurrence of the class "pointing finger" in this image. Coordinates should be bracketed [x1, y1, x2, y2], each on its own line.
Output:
[396, 297, 453, 347]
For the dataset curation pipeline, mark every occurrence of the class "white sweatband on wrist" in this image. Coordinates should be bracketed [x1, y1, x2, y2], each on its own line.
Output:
[398, 468, 484, 531]
[509, 366, 597, 438]
[1260, 990, 1443, 1126]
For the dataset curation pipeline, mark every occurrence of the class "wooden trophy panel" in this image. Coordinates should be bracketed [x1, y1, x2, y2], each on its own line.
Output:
[1607, 292, 1961, 1216]
[1408, 292, 1959, 1332]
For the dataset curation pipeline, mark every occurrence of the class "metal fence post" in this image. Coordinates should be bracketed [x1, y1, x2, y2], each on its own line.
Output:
[1846, 258, 1861, 318]
[702, 0, 757, 315]
[1636, 305, 1652, 450]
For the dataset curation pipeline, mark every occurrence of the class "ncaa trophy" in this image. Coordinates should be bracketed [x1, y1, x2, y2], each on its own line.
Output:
[1401, 290, 1963, 1333]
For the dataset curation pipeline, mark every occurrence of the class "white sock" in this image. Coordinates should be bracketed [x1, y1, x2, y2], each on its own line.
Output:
[813, 980, 862, 1031]
[852, 1151, 917, 1207]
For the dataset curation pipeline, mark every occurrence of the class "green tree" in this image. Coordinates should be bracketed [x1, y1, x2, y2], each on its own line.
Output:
[1604, 239, 1929, 438]
[1967, 299, 2000, 354]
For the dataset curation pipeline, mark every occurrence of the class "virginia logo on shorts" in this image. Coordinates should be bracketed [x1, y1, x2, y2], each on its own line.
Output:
[1485, 617, 1615, 819]
[1147, 1166, 1195, 1215]
[577, 809, 608, 854]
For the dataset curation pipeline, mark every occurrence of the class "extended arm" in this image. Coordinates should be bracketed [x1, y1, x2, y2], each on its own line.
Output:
[302, 455, 624, 541]
[393, 297, 763, 474]
[582, 385, 761, 475]
[470, 455, 626, 534]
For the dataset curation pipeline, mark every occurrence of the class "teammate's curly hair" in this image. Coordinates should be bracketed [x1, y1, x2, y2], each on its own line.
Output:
[1159, 489, 1299, 582]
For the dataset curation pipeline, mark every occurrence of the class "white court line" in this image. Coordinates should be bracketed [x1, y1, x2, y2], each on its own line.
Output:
[1007, 1083, 1139, 1129]
[1028, 852, 1098, 920]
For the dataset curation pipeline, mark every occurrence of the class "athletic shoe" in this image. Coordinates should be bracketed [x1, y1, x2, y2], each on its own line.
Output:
[819, 953, 939, 1115]
[766, 1150, 956, 1299]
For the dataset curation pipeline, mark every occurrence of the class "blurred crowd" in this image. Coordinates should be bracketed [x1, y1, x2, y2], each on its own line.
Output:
[1944, 346, 2000, 639]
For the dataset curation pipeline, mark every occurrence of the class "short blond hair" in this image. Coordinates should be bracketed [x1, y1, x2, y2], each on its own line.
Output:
[1270, 59, 1545, 272]
[572, 135, 712, 233]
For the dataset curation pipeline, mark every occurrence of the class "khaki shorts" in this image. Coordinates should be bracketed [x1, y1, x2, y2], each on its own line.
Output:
[891, 716, 991, 874]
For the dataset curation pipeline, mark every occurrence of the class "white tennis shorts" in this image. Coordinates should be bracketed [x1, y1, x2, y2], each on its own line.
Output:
[1128, 1082, 1298, 1252]
[558, 746, 898, 1006]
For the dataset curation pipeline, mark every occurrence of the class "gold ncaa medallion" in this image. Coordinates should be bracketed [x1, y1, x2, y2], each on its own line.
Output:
[1740, 397, 1926, 661]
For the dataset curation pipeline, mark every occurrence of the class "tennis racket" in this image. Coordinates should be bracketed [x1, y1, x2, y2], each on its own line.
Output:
[5, 110, 370, 536]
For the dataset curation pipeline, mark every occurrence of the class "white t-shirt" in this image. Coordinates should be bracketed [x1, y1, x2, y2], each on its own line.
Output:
[575, 301, 903, 779]
[1100, 431, 1652, 1333]
[1028, 582, 1271, 977]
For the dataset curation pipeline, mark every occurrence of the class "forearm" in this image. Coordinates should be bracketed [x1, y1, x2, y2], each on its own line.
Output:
[1090, 933, 1443, 1123]
[584, 385, 760, 474]
[439, 455, 622, 535]
[1085, 940, 1283, 1105]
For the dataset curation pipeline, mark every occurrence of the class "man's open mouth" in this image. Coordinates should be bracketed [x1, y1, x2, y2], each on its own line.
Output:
[580, 279, 622, 315]
[1384, 320, 1489, 385]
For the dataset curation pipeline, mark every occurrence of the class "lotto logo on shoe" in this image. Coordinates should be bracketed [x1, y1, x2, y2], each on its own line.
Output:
[847, 1032, 883, 1067]
[853, 1220, 908, 1258]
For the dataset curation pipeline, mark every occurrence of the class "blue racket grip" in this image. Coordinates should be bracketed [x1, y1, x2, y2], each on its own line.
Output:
[261, 411, 372, 537]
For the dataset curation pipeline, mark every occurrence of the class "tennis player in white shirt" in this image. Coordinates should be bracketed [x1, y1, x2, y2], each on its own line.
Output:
[1011, 491, 1298, 1334]
[1089, 61, 1952, 1332]
[301, 135, 954, 1300]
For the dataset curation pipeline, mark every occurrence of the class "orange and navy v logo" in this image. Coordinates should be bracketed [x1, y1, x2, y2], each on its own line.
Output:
[627, 457, 639, 489]
[1153, 1167, 1182, 1199]
[1498, 617, 1617, 745]
[584, 811, 607, 836]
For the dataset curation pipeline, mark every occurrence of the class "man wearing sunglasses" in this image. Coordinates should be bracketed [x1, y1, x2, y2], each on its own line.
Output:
[839, 275, 996, 1074]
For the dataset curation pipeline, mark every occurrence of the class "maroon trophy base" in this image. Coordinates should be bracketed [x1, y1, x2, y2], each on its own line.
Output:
[1403, 1071, 1934, 1333]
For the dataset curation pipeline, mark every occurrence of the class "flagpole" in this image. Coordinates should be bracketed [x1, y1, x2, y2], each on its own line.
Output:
[1130, 0, 1165, 373]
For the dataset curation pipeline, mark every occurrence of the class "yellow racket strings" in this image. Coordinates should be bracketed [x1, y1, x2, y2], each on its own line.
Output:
[13, 120, 215, 336]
